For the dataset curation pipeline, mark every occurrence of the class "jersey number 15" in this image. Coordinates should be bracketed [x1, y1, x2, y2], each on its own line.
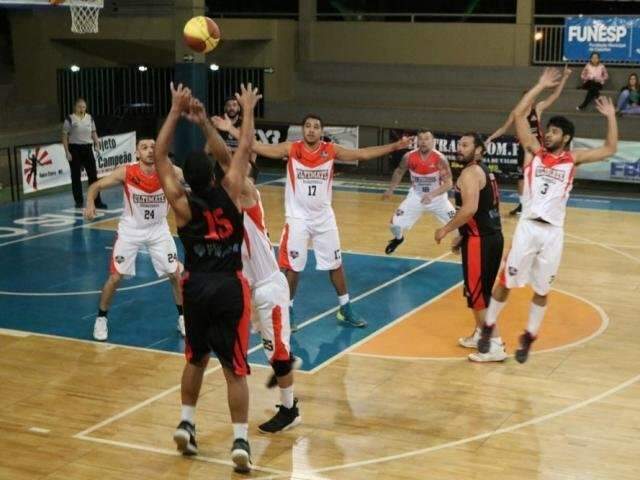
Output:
[203, 208, 233, 240]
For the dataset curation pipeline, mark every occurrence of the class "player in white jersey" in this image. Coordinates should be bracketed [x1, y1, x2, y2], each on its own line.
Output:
[477, 68, 618, 363]
[214, 114, 412, 329]
[84, 139, 186, 341]
[383, 130, 455, 254]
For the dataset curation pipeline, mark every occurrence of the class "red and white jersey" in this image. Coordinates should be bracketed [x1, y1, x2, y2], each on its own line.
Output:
[242, 192, 279, 288]
[285, 140, 335, 220]
[120, 163, 169, 230]
[407, 149, 448, 198]
[522, 149, 576, 227]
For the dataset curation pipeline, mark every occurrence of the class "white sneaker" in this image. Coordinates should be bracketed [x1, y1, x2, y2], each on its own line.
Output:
[468, 341, 507, 363]
[177, 315, 185, 337]
[93, 316, 108, 341]
[458, 328, 480, 348]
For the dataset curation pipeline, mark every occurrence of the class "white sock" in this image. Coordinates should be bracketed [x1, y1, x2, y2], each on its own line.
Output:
[485, 298, 506, 327]
[181, 405, 195, 424]
[527, 303, 547, 337]
[232, 423, 248, 441]
[279, 386, 294, 409]
[289, 299, 294, 308]
[490, 336, 504, 349]
[338, 294, 350, 306]
[390, 224, 403, 240]
[518, 194, 523, 205]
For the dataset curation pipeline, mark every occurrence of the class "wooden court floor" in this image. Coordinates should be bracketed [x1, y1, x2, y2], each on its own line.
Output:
[1, 183, 639, 479]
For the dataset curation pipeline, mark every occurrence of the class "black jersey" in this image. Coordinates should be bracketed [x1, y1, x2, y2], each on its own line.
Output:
[455, 162, 502, 237]
[177, 185, 244, 273]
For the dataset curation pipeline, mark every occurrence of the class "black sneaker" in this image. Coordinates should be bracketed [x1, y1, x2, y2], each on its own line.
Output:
[477, 323, 495, 354]
[509, 203, 522, 216]
[173, 420, 197, 455]
[266, 356, 303, 389]
[231, 438, 252, 473]
[258, 398, 301, 433]
[515, 330, 536, 364]
[385, 237, 404, 255]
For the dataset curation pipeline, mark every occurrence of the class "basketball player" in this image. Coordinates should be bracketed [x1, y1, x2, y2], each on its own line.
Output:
[214, 114, 412, 329]
[154, 82, 259, 473]
[218, 96, 242, 152]
[478, 68, 618, 363]
[487, 65, 571, 216]
[382, 130, 456, 254]
[434, 133, 506, 362]
[84, 139, 184, 341]
[189, 97, 301, 433]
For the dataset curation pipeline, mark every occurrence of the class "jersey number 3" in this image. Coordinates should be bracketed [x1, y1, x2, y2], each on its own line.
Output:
[203, 208, 233, 240]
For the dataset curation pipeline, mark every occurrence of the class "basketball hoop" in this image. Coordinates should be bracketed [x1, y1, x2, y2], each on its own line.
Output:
[67, 0, 103, 34]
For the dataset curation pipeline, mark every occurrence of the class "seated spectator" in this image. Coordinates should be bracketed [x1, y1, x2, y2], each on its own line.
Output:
[616, 73, 640, 115]
[577, 52, 608, 111]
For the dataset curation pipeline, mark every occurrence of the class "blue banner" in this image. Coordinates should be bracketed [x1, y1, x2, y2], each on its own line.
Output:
[564, 17, 640, 62]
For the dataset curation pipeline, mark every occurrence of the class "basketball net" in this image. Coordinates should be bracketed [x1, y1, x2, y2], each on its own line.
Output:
[68, 0, 103, 34]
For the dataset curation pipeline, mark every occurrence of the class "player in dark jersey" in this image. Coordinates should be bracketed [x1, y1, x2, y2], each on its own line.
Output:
[434, 132, 506, 362]
[154, 81, 261, 474]
[486, 65, 571, 215]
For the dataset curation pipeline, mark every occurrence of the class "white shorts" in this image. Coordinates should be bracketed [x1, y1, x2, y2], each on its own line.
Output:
[252, 271, 291, 363]
[391, 192, 456, 233]
[111, 223, 179, 277]
[278, 215, 342, 272]
[503, 219, 564, 295]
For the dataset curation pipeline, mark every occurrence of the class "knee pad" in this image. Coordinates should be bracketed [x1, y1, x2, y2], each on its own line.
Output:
[271, 359, 292, 377]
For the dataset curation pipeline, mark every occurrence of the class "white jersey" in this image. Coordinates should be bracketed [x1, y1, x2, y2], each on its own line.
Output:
[522, 149, 576, 227]
[284, 140, 336, 221]
[241, 192, 279, 288]
[406, 148, 448, 200]
[119, 163, 169, 231]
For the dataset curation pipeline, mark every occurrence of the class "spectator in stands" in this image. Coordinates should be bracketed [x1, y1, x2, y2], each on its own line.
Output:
[616, 73, 640, 115]
[577, 52, 608, 111]
[62, 98, 107, 209]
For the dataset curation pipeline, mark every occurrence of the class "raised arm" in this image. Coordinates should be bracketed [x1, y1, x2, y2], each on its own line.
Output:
[382, 152, 409, 200]
[334, 135, 413, 163]
[486, 111, 515, 144]
[422, 152, 453, 204]
[154, 82, 191, 224]
[536, 65, 572, 115]
[514, 68, 562, 154]
[434, 166, 482, 244]
[84, 166, 125, 220]
[574, 97, 618, 165]
[212, 114, 290, 160]
[185, 99, 232, 170]
[222, 83, 262, 204]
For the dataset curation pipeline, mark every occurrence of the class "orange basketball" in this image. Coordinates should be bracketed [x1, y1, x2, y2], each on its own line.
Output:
[183, 16, 221, 54]
[49, 0, 65, 5]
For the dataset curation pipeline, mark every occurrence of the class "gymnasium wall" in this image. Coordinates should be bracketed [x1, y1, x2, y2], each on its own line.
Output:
[310, 22, 521, 66]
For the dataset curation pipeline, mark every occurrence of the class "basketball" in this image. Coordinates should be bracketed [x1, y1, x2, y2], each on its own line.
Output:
[48, 0, 65, 5]
[183, 16, 220, 53]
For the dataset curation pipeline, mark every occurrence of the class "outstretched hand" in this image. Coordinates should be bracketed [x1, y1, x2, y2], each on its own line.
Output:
[537, 67, 562, 89]
[235, 82, 262, 112]
[212, 114, 233, 132]
[395, 136, 414, 151]
[182, 98, 208, 125]
[595, 96, 616, 117]
[170, 82, 192, 113]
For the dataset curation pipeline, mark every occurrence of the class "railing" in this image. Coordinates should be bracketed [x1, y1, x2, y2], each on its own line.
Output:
[57, 66, 265, 124]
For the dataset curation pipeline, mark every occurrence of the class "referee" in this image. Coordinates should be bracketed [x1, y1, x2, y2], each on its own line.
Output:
[62, 98, 107, 209]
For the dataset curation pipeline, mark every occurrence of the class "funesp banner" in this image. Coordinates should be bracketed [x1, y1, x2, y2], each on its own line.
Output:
[563, 17, 640, 62]
[21, 132, 136, 194]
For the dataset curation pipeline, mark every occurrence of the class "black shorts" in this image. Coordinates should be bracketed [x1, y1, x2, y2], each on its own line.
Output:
[461, 232, 504, 311]
[516, 145, 525, 179]
[182, 270, 251, 376]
